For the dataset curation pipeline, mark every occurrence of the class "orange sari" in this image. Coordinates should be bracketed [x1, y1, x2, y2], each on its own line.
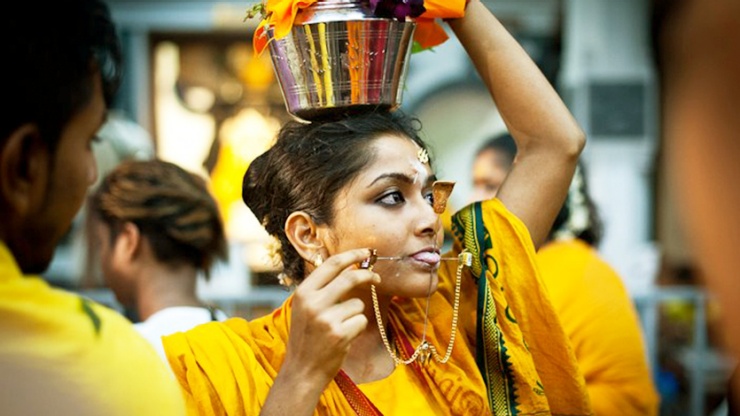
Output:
[164, 199, 592, 415]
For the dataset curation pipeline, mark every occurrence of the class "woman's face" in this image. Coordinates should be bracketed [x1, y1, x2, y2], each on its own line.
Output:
[470, 149, 510, 203]
[320, 134, 444, 298]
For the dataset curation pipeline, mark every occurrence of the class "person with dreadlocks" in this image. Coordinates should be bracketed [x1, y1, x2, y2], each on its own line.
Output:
[88, 159, 229, 362]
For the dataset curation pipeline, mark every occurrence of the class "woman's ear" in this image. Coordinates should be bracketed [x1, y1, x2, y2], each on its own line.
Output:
[284, 211, 326, 265]
[114, 222, 142, 263]
[0, 124, 49, 219]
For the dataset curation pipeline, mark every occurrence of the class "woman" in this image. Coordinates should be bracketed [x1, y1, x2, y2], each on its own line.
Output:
[164, 1, 591, 414]
[88, 159, 229, 361]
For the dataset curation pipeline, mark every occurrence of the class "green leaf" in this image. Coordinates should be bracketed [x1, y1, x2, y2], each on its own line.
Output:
[411, 41, 435, 54]
[244, 2, 267, 21]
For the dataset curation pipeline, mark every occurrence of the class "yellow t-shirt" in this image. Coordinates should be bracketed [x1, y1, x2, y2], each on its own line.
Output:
[0, 242, 186, 416]
[537, 239, 660, 416]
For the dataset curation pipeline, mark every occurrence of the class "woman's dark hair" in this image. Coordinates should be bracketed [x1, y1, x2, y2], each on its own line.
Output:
[89, 160, 228, 278]
[475, 133, 517, 167]
[0, 0, 123, 152]
[550, 163, 604, 247]
[242, 111, 427, 282]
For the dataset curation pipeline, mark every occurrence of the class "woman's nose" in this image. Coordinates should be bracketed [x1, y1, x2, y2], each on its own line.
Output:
[416, 200, 441, 237]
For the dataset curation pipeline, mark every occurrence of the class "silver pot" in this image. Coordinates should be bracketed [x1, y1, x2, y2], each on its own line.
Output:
[267, 0, 416, 121]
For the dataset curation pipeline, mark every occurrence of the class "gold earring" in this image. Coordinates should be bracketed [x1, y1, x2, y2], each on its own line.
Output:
[313, 253, 324, 267]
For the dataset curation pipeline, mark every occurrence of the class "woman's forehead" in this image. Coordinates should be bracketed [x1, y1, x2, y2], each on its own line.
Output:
[364, 134, 433, 177]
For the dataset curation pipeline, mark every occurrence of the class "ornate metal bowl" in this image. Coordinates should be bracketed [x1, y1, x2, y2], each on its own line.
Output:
[267, 0, 416, 121]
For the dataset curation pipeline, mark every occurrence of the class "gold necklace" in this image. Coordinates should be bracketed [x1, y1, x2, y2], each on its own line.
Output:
[371, 250, 472, 366]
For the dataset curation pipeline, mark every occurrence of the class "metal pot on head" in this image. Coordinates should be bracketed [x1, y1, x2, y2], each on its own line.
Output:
[267, 0, 417, 121]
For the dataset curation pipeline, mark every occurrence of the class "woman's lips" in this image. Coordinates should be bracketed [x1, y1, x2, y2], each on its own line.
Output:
[410, 251, 441, 265]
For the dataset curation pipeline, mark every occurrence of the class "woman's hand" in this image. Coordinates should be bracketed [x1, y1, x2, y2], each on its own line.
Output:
[261, 248, 380, 416]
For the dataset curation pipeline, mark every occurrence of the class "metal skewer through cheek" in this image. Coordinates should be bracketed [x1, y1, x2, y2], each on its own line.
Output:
[359, 252, 473, 269]
[374, 256, 466, 262]
[360, 179, 474, 365]
[362, 248, 473, 366]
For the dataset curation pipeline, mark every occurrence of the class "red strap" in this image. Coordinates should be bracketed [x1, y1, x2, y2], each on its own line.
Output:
[334, 370, 384, 416]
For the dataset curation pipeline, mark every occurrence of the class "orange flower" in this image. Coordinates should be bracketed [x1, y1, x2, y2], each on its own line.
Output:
[251, 0, 467, 55]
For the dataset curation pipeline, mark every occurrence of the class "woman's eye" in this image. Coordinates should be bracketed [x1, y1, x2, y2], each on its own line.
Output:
[424, 191, 435, 206]
[378, 191, 405, 206]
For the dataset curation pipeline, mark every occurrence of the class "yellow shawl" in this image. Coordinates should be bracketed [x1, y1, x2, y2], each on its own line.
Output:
[164, 199, 592, 415]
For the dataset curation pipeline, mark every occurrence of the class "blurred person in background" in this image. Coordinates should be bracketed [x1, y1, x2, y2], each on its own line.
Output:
[0, 1, 185, 414]
[652, 0, 740, 412]
[471, 133, 660, 415]
[88, 159, 229, 361]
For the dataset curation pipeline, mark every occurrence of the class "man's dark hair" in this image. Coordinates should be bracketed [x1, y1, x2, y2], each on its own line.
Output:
[0, 0, 123, 152]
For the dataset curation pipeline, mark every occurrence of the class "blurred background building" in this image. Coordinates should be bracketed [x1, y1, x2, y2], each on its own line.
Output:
[41, 1, 734, 414]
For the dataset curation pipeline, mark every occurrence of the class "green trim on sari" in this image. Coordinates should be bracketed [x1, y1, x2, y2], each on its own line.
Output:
[452, 202, 519, 415]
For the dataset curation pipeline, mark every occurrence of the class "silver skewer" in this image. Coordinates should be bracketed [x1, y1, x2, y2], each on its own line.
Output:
[375, 256, 459, 261]
[361, 251, 472, 269]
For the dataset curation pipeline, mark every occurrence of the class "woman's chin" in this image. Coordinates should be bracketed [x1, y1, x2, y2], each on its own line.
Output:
[371, 264, 440, 298]
[393, 275, 440, 299]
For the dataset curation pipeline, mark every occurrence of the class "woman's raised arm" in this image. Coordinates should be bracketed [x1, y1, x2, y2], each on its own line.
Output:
[449, 0, 585, 248]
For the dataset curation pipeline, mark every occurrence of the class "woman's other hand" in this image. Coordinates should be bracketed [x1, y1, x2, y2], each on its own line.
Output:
[261, 248, 379, 416]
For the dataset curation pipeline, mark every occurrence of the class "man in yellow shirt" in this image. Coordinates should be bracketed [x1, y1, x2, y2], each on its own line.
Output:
[471, 133, 660, 415]
[0, 2, 185, 414]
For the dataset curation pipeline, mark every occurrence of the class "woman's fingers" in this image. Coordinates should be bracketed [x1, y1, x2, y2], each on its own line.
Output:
[339, 314, 370, 341]
[292, 299, 367, 360]
[299, 248, 372, 291]
[296, 268, 379, 317]
[319, 298, 369, 346]
[284, 251, 378, 382]
[325, 297, 365, 322]
[320, 268, 380, 302]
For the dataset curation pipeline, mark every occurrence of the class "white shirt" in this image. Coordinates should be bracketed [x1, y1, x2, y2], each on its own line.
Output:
[135, 306, 228, 363]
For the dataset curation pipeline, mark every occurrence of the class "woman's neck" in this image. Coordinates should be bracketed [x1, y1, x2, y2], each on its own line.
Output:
[135, 263, 202, 321]
[340, 289, 397, 384]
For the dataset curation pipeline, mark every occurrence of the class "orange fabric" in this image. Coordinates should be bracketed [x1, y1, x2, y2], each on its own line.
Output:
[267, 0, 317, 40]
[165, 299, 373, 415]
[413, 18, 450, 50]
[252, 0, 467, 55]
[357, 360, 446, 414]
[449, 200, 592, 415]
[537, 240, 660, 415]
[163, 199, 592, 415]
[164, 295, 479, 415]
[420, 0, 466, 19]
[414, 0, 466, 50]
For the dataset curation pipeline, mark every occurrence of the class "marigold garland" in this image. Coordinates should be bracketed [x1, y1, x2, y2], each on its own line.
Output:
[246, 0, 467, 56]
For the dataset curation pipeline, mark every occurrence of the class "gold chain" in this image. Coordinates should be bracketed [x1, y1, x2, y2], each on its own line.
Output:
[371, 250, 469, 366]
